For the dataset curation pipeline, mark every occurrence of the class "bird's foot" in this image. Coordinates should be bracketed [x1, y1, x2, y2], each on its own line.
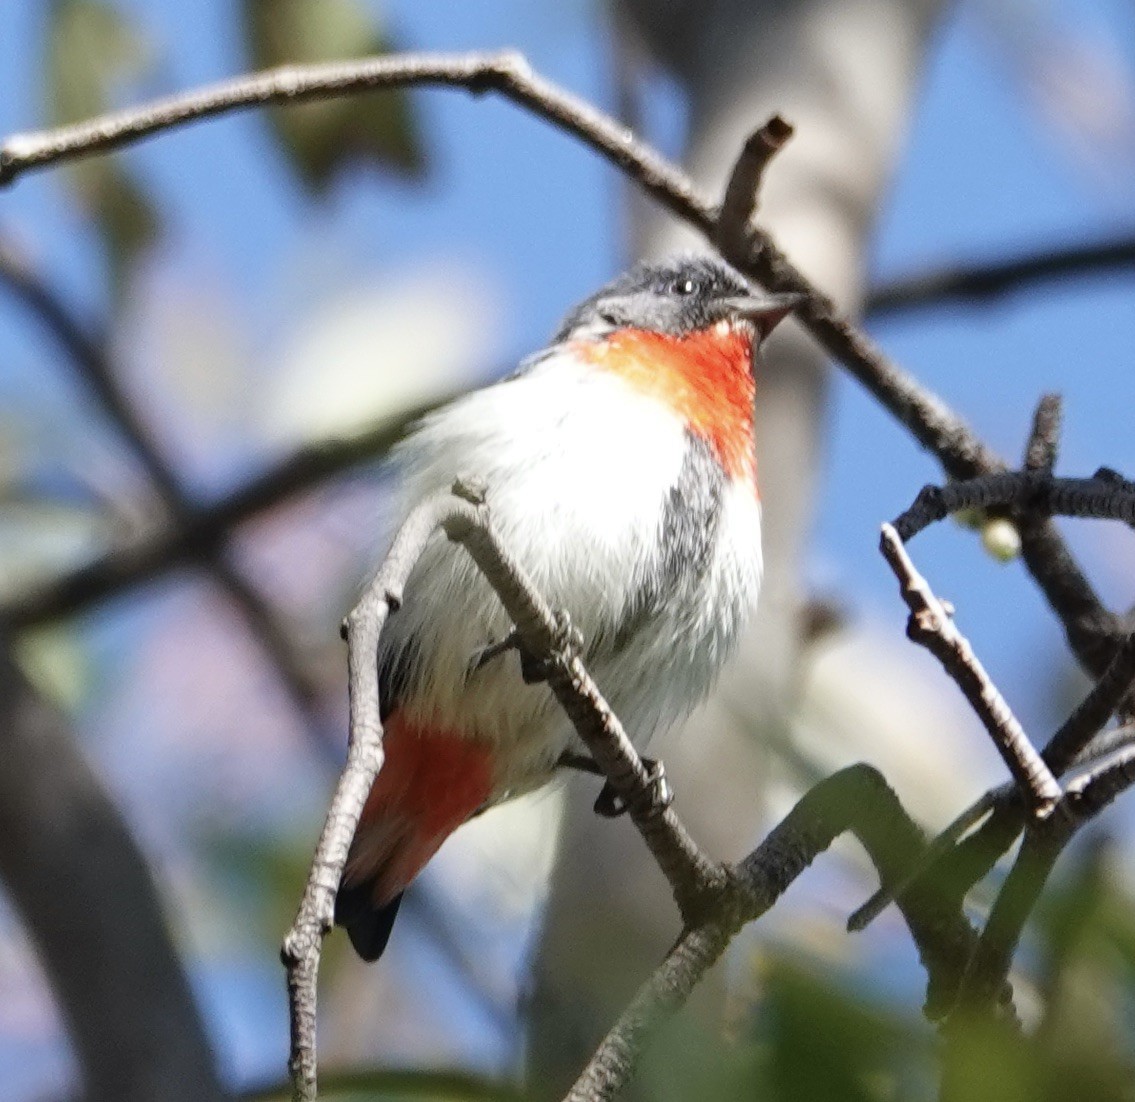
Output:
[468, 610, 582, 684]
[593, 758, 672, 819]
[520, 609, 583, 684]
[467, 630, 521, 677]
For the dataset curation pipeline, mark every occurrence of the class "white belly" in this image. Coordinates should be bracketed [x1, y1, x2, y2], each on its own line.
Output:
[375, 353, 763, 795]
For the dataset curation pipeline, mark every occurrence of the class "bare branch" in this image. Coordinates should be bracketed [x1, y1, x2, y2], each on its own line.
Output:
[847, 782, 1011, 932]
[715, 115, 794, 257]
[1023, 393, 1062, 474]
[880, 523, 1061, 815]
[282, 490, 459, 1099]
[564, 921, 734, 1102]
[1042, 633, 1135, 775]
[567, 765, 982, 1100]
[0, 51, 713, 234]
[866, 235, 1135, 319]
[1066, 743, 1135, 818]
[953, 828, 1069, 1016]
[893, 472, 1135, 542]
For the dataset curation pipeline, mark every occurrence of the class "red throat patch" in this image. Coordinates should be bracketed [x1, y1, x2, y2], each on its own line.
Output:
[576, 325, 758, 486]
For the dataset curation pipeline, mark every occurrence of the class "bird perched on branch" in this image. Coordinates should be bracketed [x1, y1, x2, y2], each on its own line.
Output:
[336, 255, 801, 960]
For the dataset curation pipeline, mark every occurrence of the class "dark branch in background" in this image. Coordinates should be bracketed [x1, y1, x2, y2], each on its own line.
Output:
[0, 238, 322, 722]
[0, 392, 458, 629]
[866, 234, 1135, 319]
[0, 639, 228, 1102]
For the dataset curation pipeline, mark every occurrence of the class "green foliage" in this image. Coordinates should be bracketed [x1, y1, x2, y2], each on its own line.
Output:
[633, 872, 1135, 1102]
[242, 0, 425, 194]
[244, 1066, 526, 1101]
[45, 0, 160, 287]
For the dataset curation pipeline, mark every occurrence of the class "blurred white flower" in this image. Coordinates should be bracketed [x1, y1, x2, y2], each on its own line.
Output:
[262, 262, 503, 445]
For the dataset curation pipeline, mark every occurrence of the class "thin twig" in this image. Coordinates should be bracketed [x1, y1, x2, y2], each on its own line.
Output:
[1042, 632, 1135, 775]
[1066, 742, 1135, 816]
[715, 115, 794, 257]
[866, 235, 1135, 319]
[880, 523, 1061, 816]
[1023, 393, 1062, 474]
[1069, 722, 1135, 769]
[0, 51, 712, 231]
[282, 492, 460, 1100]
[847, 782, 1011, 932]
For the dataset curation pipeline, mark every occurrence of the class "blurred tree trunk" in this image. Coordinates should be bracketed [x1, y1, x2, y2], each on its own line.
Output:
[527, 0, 946, 1093]
[0, 640, 228, 1102]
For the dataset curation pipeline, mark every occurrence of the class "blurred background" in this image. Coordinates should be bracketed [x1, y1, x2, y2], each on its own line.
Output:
[1, 0, 1135, 1099]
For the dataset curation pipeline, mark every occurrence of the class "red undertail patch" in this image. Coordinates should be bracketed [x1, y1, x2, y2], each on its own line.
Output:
[345, 713, 495, 906]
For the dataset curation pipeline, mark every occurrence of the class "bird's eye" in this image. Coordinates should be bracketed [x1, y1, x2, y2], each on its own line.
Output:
[674, 278, 697, 296]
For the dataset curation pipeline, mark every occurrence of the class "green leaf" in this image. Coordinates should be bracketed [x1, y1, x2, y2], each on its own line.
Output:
[242, 0, 425, 194]
[756, 957, 928, 1102]
[45, 0, 160, 286]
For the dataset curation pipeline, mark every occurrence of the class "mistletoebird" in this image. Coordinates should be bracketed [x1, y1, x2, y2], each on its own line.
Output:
[335, 255, 802, 960]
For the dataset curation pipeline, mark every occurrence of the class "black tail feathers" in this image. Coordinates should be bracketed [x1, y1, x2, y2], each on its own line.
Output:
[334, 880, 404, 962]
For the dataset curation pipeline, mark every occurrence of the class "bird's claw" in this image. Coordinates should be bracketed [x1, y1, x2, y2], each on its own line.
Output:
[519, 609, 583, 684]
[467, 630, 521, 678]
[593, 758, 672, 819]
[468, 611, 583, 684]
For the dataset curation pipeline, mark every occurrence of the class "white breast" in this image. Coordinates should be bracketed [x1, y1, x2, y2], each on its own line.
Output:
[376, 349, 762, 795]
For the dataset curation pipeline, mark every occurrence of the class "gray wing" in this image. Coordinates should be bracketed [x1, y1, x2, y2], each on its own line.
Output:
[595, 431, 726, 656]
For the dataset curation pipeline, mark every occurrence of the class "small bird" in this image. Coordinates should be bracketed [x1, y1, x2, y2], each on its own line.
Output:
[335, 255, 801, 960]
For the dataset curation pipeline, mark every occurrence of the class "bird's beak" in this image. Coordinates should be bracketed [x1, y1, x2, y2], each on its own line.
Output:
[718, 292, 806, 340]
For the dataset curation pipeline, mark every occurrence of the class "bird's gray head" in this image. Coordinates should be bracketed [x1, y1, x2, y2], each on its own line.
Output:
[555, 255, 803, 343]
